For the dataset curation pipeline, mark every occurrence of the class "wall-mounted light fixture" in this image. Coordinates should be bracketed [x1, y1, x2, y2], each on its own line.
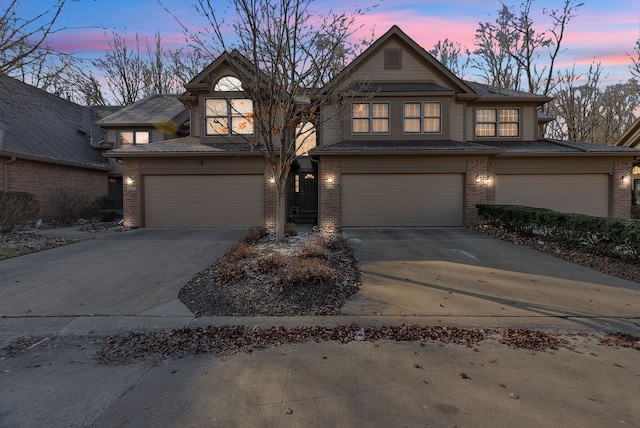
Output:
[475, 174, 493, 185]
[622, 174, 631, 184]
[126, 177, 134, 186]
[269, 176, 275, 184]
[326, 176, 334, 184]
[475, 174, 482, 183]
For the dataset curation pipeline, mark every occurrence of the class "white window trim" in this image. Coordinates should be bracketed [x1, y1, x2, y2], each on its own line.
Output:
[475, 107, 520, 138]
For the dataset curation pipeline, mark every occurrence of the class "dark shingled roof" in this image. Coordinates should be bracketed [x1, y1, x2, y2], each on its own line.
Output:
[105, 136, 263, 155]
[96, 94, 186, 126]
[490, 139, 640, 154]
[463, 80, 550, 100]
[346, 82, 453, 93]
[310, 140, 501, 153]
[0, 75, 110, 169]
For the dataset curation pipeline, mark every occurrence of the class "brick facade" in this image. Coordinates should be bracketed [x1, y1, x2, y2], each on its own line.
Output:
[1, 157, 107, 221]
[464, 159, 495, 226]
[612, 159, 633, 219]
[318, 159, 341, 235]
[122, 161, 142, 228]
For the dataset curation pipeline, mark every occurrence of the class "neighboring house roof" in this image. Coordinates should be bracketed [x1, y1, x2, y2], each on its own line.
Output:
[616, 117, 640, 148]
[463, 81, 551, 104]
[0, 75, 110, 170]
[103, 136, 262, 157]
[96, 94, 186, 127]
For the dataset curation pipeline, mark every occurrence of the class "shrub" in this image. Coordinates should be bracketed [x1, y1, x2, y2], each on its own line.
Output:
[0, 191, 40, 233]
[281, 257, 336, 290]
[284, 222, 297, 237]
[298, 236, 328, 259]
[476, 204, 640, 261]
[53, 188, 95, 221]
[217, 242, 257, 282]
[97, 209, 117, 222]
[96, 195, 114, 210]
[256, 252, 289, 274]
[241, 225, 270, 244]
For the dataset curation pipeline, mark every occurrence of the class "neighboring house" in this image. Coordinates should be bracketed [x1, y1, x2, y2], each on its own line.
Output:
[615, 117, 640, 197]
[96, 94, 189, 212]
[0, 75, 112, 221]
[106, 26, 639, 230]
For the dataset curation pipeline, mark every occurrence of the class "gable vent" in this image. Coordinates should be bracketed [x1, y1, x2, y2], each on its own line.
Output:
[384, 49, 402, 69]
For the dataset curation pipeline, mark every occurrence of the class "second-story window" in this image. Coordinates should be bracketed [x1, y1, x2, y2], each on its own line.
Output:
[404, 102, 442, 134]
[119, 131, 149, 147]
[475, 108, 520, 137]
[352, 102, 389, 134]
[205, 98, 254, 136]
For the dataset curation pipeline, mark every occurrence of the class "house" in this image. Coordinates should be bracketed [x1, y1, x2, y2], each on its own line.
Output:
[96, 94, 189, 212]
[105, 26, 639, 231]
[0, 75, 112, 221]
[615, 117, 640, 198]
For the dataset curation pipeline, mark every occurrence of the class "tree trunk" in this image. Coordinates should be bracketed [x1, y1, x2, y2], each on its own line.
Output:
[274, 171, 289, 242]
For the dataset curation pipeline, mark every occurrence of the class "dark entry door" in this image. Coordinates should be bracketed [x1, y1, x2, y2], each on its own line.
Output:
[290, 172, 318, 222]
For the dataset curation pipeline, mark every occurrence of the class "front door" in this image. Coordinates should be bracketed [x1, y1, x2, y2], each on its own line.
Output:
[290, 172, 318, 223]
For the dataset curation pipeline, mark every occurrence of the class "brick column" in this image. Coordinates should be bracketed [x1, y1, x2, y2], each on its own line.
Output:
[612, 159, 633, 219]
[122, 160, 142, 228]
[263, 162, 277, 229]
[465, 159, 495, 226]
[318, 159, 341, 235]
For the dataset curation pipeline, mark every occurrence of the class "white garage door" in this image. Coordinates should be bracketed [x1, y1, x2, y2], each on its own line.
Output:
[495, 174, 609, 217]
[144, 175, 263, 227]
[342, 173, 464, 226]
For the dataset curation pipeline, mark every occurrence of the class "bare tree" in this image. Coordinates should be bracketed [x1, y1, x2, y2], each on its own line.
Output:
[472, 0, 582, 96]
[0, 0, 70, 77]
[547, 64, 639, 145]
[429, 38, 470, 78]
[170, 0, 369, 240]
[630, 38, 640, 81]
[91, 31, 145, 105]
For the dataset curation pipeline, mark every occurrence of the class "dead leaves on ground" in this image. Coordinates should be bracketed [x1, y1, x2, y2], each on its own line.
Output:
[91, 325, 638, 366]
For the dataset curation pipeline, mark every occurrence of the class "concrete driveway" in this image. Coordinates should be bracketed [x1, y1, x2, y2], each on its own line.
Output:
[0, 228, 244, 318]
[342, 227, 640, 333]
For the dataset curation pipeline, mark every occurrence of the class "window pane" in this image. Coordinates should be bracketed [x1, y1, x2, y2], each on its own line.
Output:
[214, 76, 243, 91]
[353, 103, 369, 118]
[423, 118, 441, 133]
[231, 99, 252, 116]
[499, 123, 519, 137]
[476, 123, 496, 137]
[205, 99, 227, 116]
[476, 109, 496, 122]
[404, 103, 420, 117]
[404, 118, 420, 133]
[424, 102, 441, 117]
[232, 117, 254, 134]
[120, 131, 133, 145]
[353, 118, 369, 133]
[135, 131, 149, 144]
[372, 103, 388, 118]
[372, 118, 389, 133]
[207, 118, 228, 135]
[500, 108, 519, 122]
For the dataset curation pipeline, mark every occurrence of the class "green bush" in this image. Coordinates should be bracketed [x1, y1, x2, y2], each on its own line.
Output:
[0, 191, 40, 233]
[476, 204, 640, 261]
[97, 209, 117, 222]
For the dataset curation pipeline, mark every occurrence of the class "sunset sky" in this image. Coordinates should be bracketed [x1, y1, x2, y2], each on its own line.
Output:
[20, 0, 640, 85]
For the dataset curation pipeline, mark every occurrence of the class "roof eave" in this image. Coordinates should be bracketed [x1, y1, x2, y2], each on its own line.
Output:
[0, 151, 112, 171]
[103, 150, 265, 158]
[309, 149, 505, 157]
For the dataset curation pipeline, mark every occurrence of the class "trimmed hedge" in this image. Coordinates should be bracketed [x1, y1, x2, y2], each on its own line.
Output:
[476, 204, 640, 262]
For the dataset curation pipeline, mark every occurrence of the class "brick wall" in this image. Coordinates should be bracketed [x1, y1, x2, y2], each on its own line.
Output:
[122, 161, 142, 227]
[318, 159, 341, 235]
[464, 159, 495, 226]
[612, 159, 632, 219]
[3, 158, 107, 220]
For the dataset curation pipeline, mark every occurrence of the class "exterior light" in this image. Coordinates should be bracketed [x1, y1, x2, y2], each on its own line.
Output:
[327, 176, 334, 183]
[126, 177, 134, 186]
[475, 174, 482, 183]
[622, 174, 630, 184]
[269, 176, 275, 184]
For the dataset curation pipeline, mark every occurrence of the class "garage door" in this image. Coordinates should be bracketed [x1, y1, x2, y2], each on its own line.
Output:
[495, 174, 609, 217]
[342, 174, 464, 226]
[144, 175, 263, 227]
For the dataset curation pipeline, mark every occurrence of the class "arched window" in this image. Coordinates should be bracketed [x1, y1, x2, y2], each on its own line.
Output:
[214, 76, 243, 92]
